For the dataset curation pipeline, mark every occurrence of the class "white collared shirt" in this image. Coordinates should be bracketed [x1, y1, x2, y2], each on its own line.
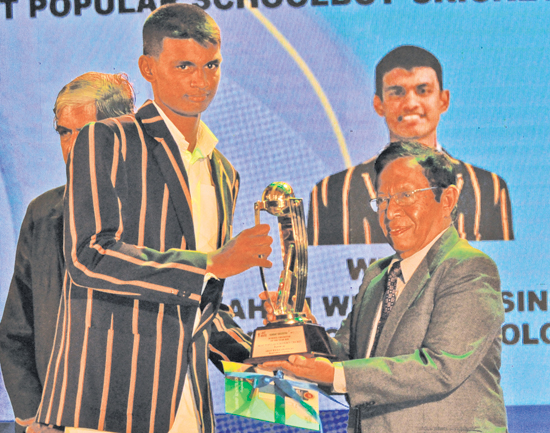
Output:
[154, 102, 219, 253]
[154, 102, 219, 433]
[333, 227, 450, 393]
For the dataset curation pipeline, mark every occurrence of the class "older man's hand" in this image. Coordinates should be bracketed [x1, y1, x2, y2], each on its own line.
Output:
[261, 355, 335, 386]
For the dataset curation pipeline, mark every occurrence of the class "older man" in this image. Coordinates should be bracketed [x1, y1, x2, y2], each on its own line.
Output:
[264, 141, 507, 432]
[0, 72, 135, 433]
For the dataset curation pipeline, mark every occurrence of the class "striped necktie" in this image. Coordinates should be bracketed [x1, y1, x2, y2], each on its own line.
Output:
[370, 261, 402, 358]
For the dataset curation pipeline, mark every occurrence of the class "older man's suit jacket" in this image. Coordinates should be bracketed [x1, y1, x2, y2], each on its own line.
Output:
[0, 186, 65, 433]
[330, 227, 507, 432]
[36, 101, 248, 433]
[308, 151, 514, 245]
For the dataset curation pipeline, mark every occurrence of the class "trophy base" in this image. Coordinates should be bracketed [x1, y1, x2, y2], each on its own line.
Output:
[244, 322, 335, 365]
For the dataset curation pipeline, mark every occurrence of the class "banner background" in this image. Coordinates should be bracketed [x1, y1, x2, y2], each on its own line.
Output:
[1, 0, 548, 424]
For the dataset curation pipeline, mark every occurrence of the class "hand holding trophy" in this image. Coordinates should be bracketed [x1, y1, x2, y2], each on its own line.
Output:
[245, 182, 334, 364]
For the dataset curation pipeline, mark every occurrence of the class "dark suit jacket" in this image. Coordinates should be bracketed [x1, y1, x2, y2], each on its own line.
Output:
[35, 101, 246, 433]
[308, 151, 514, 245]
[330, 227, 507, 432]
[0, 186, 65, 433]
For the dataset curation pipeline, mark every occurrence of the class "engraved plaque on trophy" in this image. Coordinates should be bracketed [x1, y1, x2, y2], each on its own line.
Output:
[245, 182, 334, 364]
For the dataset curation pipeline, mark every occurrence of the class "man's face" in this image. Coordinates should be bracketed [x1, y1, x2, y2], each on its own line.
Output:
[140, 37, 222, 118]
[55, 104, 97, 163]
[373, 67, 450, 147]
[377, 157, 449, 258]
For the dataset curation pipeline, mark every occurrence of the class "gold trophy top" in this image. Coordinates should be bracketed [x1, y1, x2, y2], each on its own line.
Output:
[257, 181, 295, 217]
[255, 182, 308, 325]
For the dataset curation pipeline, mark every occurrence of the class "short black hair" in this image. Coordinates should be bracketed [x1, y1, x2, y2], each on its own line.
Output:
[143, 3, 220, 58]
[374, 141, 456, 203]
[375, 45, 443, 99]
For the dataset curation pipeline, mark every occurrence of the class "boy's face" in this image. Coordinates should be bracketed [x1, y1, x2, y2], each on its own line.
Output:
[374, 66, 449, 147]
[142, 37, 222, 118]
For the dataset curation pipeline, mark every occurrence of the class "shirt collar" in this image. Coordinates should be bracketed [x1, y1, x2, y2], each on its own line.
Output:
[381, 141, 442, 153]
[390, 226, 449, 284]
[153, 101, 218, 163]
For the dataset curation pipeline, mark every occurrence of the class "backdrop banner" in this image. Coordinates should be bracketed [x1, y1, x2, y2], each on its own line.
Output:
[0, 0, 548, 422]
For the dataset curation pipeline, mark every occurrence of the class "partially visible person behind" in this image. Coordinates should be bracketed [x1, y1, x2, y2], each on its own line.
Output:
[308, 45, 513, 246]
[0, 72, 135, 433]
[1, 72, 135, 431]
[265, 141, 507, 432]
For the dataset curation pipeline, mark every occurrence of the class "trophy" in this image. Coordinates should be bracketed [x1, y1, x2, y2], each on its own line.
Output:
[245, 182, 334, 364]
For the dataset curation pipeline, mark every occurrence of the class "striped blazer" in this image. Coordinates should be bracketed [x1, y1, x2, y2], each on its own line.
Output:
[308, 149, 514, 246]
[37, 101, 247, 433]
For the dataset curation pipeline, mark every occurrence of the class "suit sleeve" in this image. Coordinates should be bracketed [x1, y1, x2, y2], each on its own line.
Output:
[331, 258, 390, 361]
[64, 122, 206, 306]
[208, 305, 252, 373]
[342, 254, 504, 409]
[0, 203, 43, 429]
[328, 297, 359, 362]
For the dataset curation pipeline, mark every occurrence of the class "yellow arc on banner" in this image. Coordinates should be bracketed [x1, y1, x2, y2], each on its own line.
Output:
[245, 2, 352, 169]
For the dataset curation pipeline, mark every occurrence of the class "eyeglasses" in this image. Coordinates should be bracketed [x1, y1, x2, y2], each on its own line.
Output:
[370, 186, 439, 212]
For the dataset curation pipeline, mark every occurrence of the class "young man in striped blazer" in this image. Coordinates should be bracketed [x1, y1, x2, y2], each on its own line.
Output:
[35, 5, 272, 433]
[308, 45, 514, 246]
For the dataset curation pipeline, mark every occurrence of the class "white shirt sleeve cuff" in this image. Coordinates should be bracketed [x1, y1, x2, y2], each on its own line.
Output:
[332, 362, 347, 394]
[201, 272, 219, 294]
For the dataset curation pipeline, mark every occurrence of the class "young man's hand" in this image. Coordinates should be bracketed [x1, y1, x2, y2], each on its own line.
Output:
[206, 224, 272, 279]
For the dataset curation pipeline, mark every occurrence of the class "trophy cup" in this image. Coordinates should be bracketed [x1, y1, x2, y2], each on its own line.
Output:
[245, 182, 334, 364]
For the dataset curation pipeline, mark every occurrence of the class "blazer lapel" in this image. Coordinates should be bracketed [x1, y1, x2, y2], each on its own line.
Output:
[209, 149, 234, 248]
[137, 101, 197, 250]
[375, 227, 461, 355]
[352, 257, 393, 359]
